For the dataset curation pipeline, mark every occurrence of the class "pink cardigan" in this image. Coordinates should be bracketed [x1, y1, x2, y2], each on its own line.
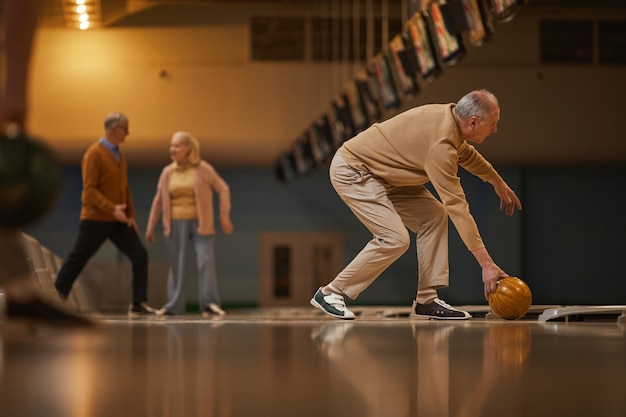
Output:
[147, 160, 231, 236]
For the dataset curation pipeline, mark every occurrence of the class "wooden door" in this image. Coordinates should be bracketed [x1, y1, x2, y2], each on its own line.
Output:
[259, 232, 344, 307]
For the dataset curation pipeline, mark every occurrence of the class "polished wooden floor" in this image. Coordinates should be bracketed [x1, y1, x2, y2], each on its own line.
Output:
[1, 307, 625, 417]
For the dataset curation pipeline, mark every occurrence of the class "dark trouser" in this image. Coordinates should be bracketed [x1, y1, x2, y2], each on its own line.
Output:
[55, 220, 149, 305]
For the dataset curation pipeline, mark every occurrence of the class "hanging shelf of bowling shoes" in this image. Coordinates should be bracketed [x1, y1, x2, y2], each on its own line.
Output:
[275, 0, 528, 182]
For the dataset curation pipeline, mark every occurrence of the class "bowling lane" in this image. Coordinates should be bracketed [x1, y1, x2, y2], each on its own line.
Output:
[0, 312, 624, 417]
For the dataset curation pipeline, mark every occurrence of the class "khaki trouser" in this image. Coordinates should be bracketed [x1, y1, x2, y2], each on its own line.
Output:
[329, 153, 449, 301]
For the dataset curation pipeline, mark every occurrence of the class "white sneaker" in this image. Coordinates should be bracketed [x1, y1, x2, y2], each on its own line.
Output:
[128, 302, 157, 317]
[202, 303, 225, 317]
[155, 308, 172, 316]
[310, 287, 355, 320]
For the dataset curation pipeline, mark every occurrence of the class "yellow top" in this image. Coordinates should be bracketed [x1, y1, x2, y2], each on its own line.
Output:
[169, 166, 197, 219]
[147, 160, 231, 237]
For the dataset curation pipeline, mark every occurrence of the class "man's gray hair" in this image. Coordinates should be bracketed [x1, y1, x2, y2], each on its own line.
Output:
[454, 89, 499, 120]
[104, 112, 128, 130]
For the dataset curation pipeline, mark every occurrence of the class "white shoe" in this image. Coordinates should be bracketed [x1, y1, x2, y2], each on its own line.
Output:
[202, 303, 225, 317]
[310, 287, 355, 320]
[128, 302, 157, 317]
[155, 308, 169, 316]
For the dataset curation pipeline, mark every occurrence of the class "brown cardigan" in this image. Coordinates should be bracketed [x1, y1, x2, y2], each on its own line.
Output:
[146, 160, 231, 237]
[80, 141, 136, 221]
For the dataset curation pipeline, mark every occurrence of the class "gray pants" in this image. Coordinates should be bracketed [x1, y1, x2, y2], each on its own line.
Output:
[329, 154, 449, 302]
[163, 219, 221, 314]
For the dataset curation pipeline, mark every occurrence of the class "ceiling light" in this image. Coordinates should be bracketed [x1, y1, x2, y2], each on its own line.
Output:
[62, 0, 101, 29]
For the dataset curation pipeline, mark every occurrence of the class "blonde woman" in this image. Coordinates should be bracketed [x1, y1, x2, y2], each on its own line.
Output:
[146, 131, 233, 316]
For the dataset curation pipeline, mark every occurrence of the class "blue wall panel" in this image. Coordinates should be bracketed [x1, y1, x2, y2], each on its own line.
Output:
[24, 163, 624, 308]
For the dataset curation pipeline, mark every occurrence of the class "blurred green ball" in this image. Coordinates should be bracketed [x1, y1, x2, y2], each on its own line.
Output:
[0, 134, 61, 228]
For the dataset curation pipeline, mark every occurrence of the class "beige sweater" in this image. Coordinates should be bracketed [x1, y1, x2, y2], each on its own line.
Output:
[147, 160, 231, 236]
[339, 103, 496, 252]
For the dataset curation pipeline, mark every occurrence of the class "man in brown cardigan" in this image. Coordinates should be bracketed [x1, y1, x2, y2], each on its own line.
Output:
[54, 112, 156, 316]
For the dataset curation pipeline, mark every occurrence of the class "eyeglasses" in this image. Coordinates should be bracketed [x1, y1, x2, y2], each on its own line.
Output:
[116, 125, 129, 134]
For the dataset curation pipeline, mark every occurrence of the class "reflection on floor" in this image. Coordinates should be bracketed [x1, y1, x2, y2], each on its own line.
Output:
[1, 308, 625, 417]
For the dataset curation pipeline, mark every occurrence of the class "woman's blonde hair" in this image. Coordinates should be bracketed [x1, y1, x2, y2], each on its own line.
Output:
[172, 131, 200, 165]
